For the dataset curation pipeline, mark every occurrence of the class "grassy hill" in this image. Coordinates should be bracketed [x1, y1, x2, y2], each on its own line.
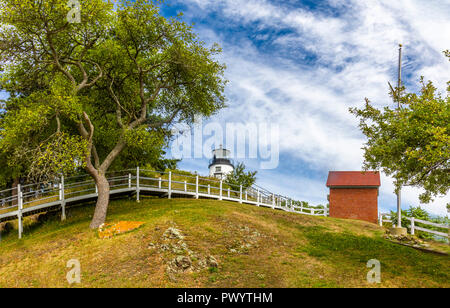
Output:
[0, 197, 448, 288]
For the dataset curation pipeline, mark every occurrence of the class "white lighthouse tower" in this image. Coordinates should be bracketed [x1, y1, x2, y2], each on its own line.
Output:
[209, 145, 234, 179]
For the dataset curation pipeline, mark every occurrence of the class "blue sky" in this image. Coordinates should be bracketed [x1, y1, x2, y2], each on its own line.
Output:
[161, 0, 450, 216]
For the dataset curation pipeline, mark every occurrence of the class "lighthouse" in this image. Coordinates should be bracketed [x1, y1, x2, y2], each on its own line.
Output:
[209, 145, 234, 179]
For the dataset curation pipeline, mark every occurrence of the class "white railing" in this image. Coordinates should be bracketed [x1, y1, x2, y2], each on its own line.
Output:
[379, 213, 393, 226]
[0, 167, 328, 239]
[405, 217, 449, 238]
[379, 213, 449, 239]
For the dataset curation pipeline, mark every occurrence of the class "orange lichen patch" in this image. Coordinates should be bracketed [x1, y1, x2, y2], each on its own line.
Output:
[98, 221, 145, 239]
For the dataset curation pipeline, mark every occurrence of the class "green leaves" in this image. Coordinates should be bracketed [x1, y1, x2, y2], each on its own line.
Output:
[0, 0, 226, 192]
[350, 54, 450, 203]
[23, 132, 88, 182]
[225, 162, 257, 190]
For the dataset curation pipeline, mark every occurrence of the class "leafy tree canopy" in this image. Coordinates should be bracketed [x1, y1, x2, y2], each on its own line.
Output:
[225, 162, 257, 190]
[350, 51, 449, 204]
[0, 0, 227, 227]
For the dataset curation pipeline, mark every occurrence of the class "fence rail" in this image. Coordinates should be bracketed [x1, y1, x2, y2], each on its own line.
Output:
[379, 213, 449, 239]
[0, 168, 328, 239]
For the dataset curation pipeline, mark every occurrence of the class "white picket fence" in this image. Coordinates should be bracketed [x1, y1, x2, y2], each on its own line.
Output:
[0, 168, 328, 239]
[379, 213, 449, 239]
[379, 213, 393, 226]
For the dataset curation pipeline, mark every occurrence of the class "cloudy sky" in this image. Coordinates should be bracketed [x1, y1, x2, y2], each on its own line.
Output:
[163, 0, 450, 216]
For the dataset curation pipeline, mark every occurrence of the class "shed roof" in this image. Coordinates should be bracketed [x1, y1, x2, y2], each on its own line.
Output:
[326, 171, 380, 187]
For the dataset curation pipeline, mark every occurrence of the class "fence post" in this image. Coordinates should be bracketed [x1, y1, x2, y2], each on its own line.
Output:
[411, 217, 415, 235]
[228, 188, 230, 198]
[311, 208, 315, 216]
[195, 175, 199, 199]
[245, 190, 248, 201]
[272, 193, 275, 209]
[136, 167, 140, 202]
[168, 171, 172, 199]
[379, 214, 383, 227]
[128, 173, 131, 188]
[60, 175, 66, 221]
[17, 184, 23, 239]
[256, 189, 260, 206]
[208, 184, 210, 195]
[239, 185, 242, 204]
[184, 180, 187, 192]
[159, 177, 162, 189]
[219, 180, 222, 200]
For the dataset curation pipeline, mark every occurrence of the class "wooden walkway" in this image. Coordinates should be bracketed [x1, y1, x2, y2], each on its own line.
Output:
[0, 168, 328, 239]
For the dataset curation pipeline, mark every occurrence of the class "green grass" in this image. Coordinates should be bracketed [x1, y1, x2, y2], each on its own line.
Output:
[0, 197, 448, 288]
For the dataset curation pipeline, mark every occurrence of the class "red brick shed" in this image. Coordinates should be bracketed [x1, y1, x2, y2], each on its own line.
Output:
[326, 171, 380, 224]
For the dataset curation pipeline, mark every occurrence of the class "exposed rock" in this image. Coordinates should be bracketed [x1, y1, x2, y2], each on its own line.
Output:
[168, 255, 193, 273]
[163, 227, 184, 240]
[166, 267, 177, 282]
[224, 223, 265, 254]
[172, 246, 185, 255]
[207, 256, 218, 268]
[176, 256, 192, 269]
[198, 258, 207, 269]
[160, 243, 170, 251]
[151, 225, 218, 277]
[384, 232, 429, 248]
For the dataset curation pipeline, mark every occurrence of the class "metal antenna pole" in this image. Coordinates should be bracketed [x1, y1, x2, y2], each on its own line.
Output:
[396, 44, 402, 228]
[397, 44, 402, 108]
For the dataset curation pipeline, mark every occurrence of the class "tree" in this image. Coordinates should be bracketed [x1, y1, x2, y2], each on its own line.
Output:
[0, 0, 226, 228]
[225, 162, 257, 190]
[350, 51, 449, 204]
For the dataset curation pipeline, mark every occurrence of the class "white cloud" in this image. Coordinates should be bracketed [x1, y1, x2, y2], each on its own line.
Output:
[174, 0, 450, 216]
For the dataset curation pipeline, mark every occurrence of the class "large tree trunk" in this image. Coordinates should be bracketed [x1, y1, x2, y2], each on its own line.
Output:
[78, 111, 126, 229]
[89, 174, 110, 229]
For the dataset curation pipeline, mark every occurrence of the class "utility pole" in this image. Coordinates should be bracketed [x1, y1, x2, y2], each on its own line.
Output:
[396, 44, 402, 228]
